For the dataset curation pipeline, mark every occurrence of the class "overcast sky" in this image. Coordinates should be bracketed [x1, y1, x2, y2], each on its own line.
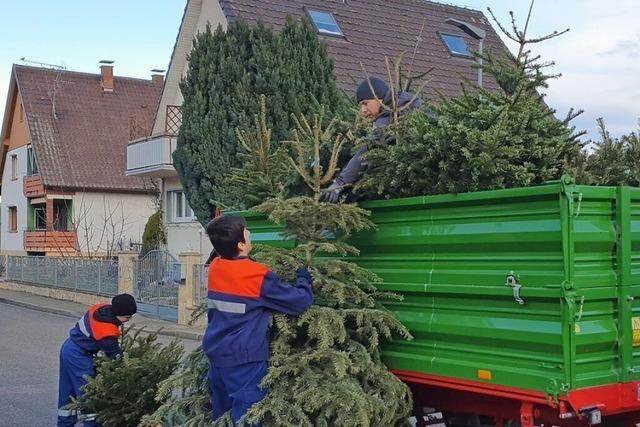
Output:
[447, 0, 640, 140]
[1, 0, 638, 141]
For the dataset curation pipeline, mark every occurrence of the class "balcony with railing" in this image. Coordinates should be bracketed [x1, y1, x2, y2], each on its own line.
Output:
[126, 105, 181, 178]
[24, 197, 75, 253]
[126, 134, 178, 177]
[24, 228, 77, 254]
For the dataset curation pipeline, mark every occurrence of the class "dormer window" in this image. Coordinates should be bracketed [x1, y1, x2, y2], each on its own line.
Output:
[307, 9, 343, 37]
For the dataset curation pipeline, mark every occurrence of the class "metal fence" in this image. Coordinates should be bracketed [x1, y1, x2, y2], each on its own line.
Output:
[133, 250, 182, 321]
[193, 263, 208, 307]
[6, 256, 119, 295]
[0, 254, 6, 280]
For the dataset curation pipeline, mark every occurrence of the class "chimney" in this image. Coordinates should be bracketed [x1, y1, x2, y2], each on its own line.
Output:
[151, 68, 165, 85]
[99, 60, 114, 92]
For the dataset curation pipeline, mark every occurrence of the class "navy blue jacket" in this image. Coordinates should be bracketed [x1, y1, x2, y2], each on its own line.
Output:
[335, 91, 424, 187]
[69, 304, 122, 358]
[203, 257, 313, 367]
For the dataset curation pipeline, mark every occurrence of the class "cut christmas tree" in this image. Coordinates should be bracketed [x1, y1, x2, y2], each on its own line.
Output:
[356, 4, 585, 200]
[69, 328, 183, 427]
[245, 110, 413, 426]
[146, 103, 413, 427]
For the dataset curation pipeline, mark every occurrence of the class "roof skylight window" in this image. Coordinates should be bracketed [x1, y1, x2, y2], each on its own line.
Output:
[307, 9, 343, 36]
[440, 33, 471, 57]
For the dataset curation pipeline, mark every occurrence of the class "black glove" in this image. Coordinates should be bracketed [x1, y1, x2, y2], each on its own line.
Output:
[296, 267, 314, 285]
[322, 182, 342, 203]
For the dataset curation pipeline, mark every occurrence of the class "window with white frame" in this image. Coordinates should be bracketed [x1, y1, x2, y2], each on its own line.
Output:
[167, 190, 195, 222]
[33, 204, 46, 230]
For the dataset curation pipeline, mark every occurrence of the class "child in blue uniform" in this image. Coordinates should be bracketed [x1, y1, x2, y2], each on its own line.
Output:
[57, 293, 137, 426]
[204, 215, 314, 425]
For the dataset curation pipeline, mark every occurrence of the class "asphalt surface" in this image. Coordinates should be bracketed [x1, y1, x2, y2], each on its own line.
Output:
[0, 301, 199, 426]
[0, 302, 70, 426]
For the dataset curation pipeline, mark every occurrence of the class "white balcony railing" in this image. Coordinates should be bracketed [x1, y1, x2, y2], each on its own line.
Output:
[126, 134, 177, 177]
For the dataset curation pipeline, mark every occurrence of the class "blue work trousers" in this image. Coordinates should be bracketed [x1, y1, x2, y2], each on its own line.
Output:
[57, 338, 97, 426]
[208, 361, 268, 426]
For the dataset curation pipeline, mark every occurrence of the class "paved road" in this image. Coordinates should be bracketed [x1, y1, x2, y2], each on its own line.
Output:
[0, 302, 199, 426]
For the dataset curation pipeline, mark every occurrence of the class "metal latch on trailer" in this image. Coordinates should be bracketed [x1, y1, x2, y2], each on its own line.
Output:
[505, 271, 525, 305]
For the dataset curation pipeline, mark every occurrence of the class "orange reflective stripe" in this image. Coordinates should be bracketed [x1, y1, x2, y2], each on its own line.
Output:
[88, 303, 120, 341]
[208, 258, 268, 298]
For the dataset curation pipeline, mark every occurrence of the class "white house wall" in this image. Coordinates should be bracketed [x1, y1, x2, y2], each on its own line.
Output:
[166, 222, 211, 261]
[163, 176, 211, 261]
[72, 192, 155, 256]
[152, 0, 228, 135]
[150, 0, 230, 262]
[0, 146, 28, 255]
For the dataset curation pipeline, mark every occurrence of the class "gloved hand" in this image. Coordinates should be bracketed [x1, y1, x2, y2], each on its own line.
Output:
[296, 267, 314, 285]
[322, 182, 342, 203]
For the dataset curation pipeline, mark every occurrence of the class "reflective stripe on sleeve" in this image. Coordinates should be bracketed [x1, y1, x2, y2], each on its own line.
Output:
[80, 412, 97, 421]
[57, 409, 76, 417]
[77, 314, 91, 337]
[207, 299, 246, 314]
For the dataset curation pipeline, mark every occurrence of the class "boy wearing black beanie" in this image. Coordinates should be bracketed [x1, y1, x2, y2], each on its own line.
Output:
[57, 293, 137, 426]
[323, 75, 423, 202]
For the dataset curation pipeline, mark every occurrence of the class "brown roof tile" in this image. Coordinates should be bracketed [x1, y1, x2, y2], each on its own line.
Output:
[220, 0, 507, 98]
[14, 65, 162, 193]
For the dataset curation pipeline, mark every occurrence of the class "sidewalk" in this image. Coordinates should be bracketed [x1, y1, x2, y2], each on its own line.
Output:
[0, 287, 204, 341]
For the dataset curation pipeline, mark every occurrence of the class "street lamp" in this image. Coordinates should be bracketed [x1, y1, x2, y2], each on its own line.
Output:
[445, 18, 486, 87]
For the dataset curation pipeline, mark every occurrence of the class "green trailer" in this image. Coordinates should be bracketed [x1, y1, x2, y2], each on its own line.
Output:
[246, 176, 640, 426]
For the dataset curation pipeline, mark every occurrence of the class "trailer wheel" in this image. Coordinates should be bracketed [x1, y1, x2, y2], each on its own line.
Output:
[446, 413, 499, 427]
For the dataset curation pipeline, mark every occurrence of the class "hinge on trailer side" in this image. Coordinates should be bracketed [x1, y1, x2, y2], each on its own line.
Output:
[545, 378, 560, 405]
[562, 279, 575, 291]
[560, 174, 576, 193]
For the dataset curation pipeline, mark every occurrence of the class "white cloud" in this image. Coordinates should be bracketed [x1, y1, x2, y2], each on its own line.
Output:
[600, 37, 640, 59]
[445, 0, 639, 140]
[503, 0, 640, 140]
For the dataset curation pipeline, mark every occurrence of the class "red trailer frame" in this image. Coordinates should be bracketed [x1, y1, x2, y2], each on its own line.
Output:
[395, 370, 640, 426]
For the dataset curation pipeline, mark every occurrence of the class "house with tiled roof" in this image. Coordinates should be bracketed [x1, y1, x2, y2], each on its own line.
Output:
[0, 63, 163, 256]
[126, 0, 510, 260]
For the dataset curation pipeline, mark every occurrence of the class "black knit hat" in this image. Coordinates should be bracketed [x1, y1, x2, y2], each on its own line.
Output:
[356, 76, 389, 103]
[111, 294, 137, 316]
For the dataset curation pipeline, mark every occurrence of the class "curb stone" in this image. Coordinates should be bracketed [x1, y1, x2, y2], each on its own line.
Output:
[0, 296, 203, 342]
[0, 296, 77, 318]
